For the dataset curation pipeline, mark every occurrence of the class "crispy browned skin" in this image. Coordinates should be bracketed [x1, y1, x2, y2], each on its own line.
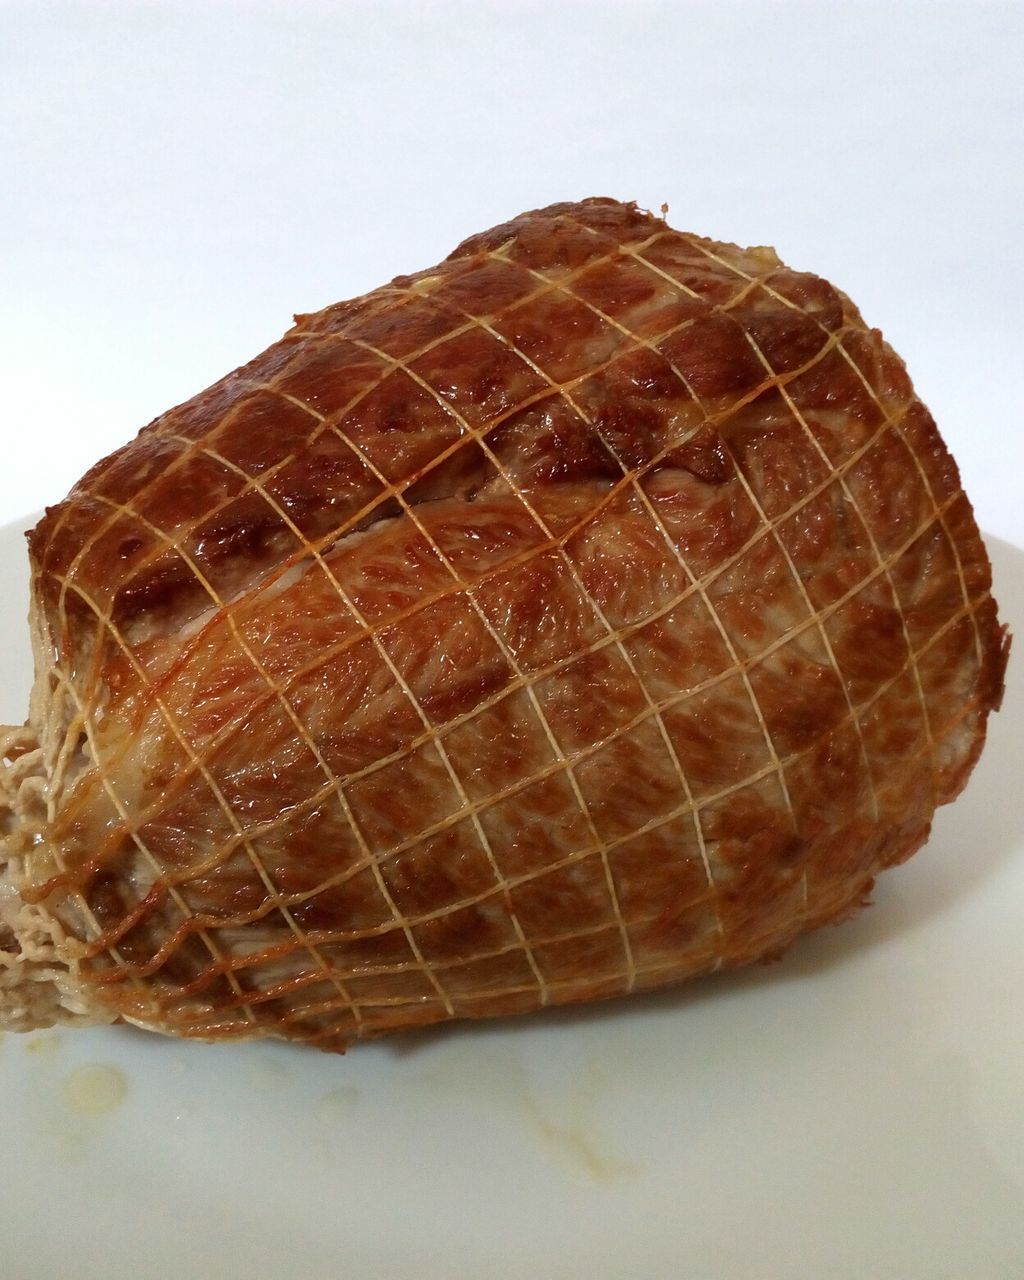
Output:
[0, 199, 1007, 1050]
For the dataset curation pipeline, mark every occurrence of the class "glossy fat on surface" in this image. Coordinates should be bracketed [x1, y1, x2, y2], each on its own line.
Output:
[4, 198, 1007, 1050]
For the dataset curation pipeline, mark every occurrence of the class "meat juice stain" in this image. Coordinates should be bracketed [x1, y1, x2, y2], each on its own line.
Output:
[529, 1110, 634, 1183]
[62, 1063, 128, 1116]
[24, 1031, 61, 1056]
[523, 1060, 638, 1183]
[414, 1046, 637, 1183]
[526, 1084, 637, 1182]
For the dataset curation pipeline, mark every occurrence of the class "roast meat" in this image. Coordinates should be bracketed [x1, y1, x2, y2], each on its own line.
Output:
[0, 199, 1007, 1051]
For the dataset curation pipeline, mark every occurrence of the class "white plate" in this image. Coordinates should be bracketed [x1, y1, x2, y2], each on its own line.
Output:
[2, 516, 1021, 1280]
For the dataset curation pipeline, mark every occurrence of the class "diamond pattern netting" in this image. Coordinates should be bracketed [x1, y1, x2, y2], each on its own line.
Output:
[2, 199, 1007, 1050]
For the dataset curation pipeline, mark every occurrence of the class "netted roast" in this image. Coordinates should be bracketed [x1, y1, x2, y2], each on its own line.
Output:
[0, 199, 1008, 1051]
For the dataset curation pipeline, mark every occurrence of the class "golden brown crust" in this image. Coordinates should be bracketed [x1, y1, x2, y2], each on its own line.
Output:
[8, 198, 1008, 1050]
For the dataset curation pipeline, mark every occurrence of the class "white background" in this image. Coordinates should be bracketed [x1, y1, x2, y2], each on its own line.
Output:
[1, 0, 1022, 542]
[1, 5, 1022, 1280]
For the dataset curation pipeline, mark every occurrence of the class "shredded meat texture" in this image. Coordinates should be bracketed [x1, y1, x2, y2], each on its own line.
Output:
[0, 198, 1008, 1051]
